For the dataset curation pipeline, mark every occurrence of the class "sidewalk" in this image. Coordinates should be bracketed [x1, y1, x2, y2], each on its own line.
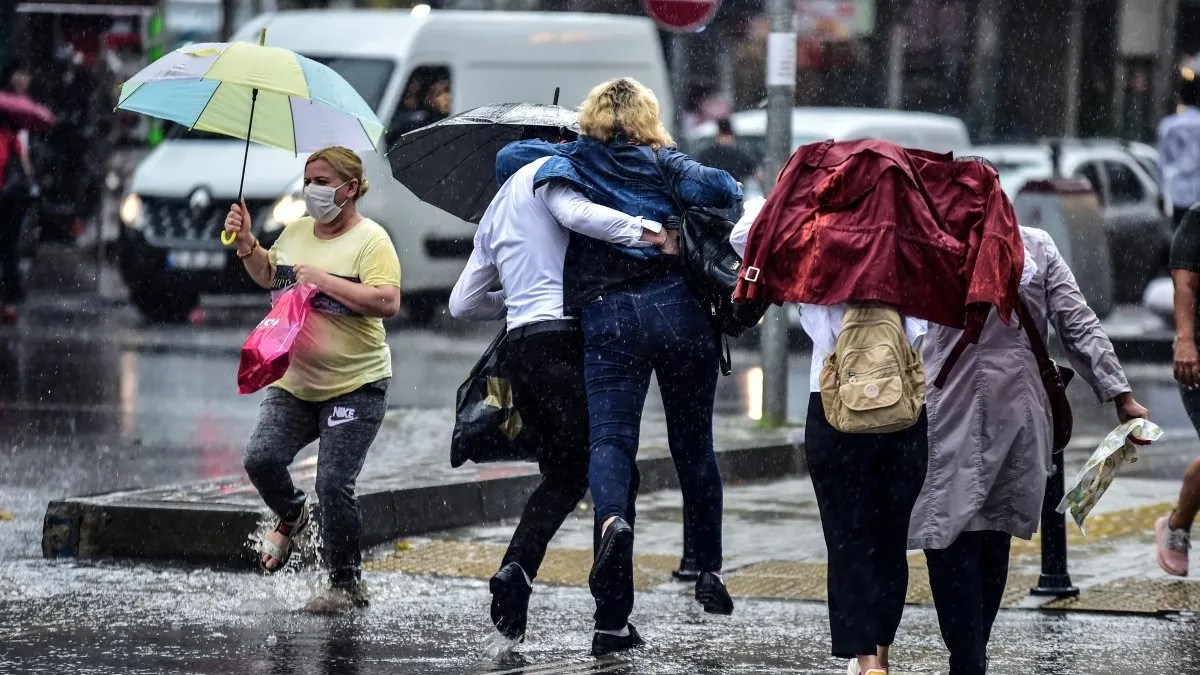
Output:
[369, 473, 1197, 616]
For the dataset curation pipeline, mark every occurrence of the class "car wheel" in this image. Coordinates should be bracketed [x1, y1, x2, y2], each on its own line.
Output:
[130, 285, 200, 324]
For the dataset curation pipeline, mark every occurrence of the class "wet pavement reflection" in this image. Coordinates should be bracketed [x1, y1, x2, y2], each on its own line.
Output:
[2, 560, 1200, 674]
[2, 302, 1200, 671]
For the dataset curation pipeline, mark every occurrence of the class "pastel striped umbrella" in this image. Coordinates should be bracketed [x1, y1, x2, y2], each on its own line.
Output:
[116, 29, 385, 245]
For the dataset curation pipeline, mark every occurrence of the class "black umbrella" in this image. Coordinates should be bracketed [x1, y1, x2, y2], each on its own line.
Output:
[387, 96, 579, 223]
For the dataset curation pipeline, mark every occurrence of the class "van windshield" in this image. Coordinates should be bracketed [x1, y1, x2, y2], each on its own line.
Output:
[165, 55, 394, 141]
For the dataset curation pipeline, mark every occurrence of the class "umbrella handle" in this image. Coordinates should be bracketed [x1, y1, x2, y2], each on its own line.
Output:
[223, 87, 259, 247]
[221, 230, 237, 246]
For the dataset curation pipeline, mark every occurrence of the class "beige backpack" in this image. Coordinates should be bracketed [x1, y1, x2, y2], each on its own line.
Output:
[819, 304, 926, 434]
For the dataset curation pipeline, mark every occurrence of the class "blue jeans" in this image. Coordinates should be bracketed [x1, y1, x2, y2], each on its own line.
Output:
[582, 274, 723, 575]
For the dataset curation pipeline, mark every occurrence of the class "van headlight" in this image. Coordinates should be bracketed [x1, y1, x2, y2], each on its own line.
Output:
[120, 193, 144, 229]
[265, 193, 306, 232]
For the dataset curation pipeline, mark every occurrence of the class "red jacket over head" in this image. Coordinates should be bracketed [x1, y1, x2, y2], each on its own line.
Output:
[734, 139, 1024, 347]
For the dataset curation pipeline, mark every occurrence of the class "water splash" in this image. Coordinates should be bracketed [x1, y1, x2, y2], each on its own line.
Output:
[245, 507, 323, 575]
[481, 629, 521, 662]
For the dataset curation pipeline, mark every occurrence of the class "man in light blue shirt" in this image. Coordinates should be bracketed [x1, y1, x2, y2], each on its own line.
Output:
[1157, 71, 1200, 227]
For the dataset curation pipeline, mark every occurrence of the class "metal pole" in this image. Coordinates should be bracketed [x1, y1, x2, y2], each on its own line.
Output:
[969, 0, 1002, 143]
[1153, 0, 1181, 126]
[885, 16, 905, 109]
[671, 32, 688, 149]
[760, 0, 796, 426]
[1031, 450, 1079, 597]
[1063, 0, 1085, 137]
[221, 0, 238, 41]
[0, 1, 15, 72]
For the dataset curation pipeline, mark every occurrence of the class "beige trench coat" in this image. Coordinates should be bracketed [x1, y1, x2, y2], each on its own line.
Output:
[908, 227, 1131, 550]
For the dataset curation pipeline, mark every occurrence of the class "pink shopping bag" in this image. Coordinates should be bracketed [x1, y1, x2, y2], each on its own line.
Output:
[237, 283, 319, 394]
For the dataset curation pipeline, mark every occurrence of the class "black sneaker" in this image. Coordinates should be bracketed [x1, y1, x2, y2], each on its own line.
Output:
[489, 563, 532, 641]
[672, 556, 700, 582]
[589, 517, 634, 595]
[695, 572, 734, 616]
[590, 623, 645, 657]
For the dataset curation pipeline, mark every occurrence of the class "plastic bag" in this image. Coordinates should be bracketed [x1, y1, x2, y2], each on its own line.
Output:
[237, 283, 319, 395]
[450, 328, 540, 468]
[1057, 418, 1163, 533]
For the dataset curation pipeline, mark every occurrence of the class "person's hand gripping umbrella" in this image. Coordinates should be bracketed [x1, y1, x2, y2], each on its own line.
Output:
[115, 27, 385, 246]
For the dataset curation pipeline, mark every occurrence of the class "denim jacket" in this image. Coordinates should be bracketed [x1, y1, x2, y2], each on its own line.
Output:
[495, 136, 742, 311]
[496, 136, 742, 224]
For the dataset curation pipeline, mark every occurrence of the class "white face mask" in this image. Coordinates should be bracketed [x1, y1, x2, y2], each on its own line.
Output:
[304, 180, 350, 224]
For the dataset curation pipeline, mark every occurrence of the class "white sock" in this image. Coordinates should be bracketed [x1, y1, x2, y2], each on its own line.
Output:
[596, 625, 630, 637]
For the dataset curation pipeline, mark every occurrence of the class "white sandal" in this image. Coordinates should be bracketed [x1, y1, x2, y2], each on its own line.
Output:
[258, 504, 310, 574]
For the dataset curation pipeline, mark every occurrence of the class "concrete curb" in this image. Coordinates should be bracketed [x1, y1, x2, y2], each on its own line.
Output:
[42, 440, 805, 569]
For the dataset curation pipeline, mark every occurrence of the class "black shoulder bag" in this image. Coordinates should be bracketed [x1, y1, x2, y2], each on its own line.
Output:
[450, 328, 540, 468]
[648, 148, 770, 375]
[1016, 299, 1075, 452]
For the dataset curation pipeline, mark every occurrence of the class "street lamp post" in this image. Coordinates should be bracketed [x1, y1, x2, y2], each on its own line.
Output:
[759, 0, 795, 426]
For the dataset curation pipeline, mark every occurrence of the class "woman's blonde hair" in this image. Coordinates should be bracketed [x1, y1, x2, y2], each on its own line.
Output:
[578, 77, 674, 149]
[306, 146, 370, 200]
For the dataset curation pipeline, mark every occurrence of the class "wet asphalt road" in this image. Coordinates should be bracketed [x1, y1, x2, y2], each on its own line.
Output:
[3, 300, 1200, 673]
[3, 559, 1200, 675]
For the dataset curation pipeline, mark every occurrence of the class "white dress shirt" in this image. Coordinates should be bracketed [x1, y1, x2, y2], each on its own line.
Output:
[729, 202, 1038, 392]
[449, 156, 661, 329]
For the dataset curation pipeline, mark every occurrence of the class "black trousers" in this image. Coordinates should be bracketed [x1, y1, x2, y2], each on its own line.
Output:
[805, 393, 929, 659]
[498, 328, 592, 580]
[924, 530, 1013, 675]
[0, 197, 27, 305]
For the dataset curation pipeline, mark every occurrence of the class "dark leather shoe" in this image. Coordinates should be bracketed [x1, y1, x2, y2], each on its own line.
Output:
[695, 571, 734, 616]
[590, 623, 645, 657]
[490, 562, 532, 641]
[589, 517, 633, 596]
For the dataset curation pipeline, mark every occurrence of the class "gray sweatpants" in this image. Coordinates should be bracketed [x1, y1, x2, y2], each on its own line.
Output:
[244, 379, 389, 587]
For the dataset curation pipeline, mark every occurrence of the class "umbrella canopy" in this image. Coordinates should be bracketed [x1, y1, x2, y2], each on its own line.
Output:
[0, 92, 55, 133]
[116, 39, 384, 154]
[387, 102, 579, 223]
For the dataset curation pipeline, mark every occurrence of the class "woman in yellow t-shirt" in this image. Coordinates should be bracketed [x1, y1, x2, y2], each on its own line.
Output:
[223, 146, 401, 614]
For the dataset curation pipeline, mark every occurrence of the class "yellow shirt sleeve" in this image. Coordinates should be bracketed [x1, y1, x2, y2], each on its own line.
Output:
[359, 231, 402, 287]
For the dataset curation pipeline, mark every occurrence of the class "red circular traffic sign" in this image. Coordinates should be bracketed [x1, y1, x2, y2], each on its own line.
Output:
[643, 0, 722, 32]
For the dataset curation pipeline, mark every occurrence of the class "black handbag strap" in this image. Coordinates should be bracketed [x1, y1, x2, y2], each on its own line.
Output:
[467, 327, 508, 381]
[1014, 299, 1058, 379]
[644, 146, 687, 217]
[646, 146, 733, 376]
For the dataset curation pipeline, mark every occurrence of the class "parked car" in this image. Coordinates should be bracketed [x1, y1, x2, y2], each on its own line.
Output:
[972, 141, 1169, 304]
[688, 106, 971, 161]
[118, 8, 674, 323]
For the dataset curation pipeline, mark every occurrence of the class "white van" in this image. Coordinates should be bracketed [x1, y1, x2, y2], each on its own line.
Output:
[688, 107, 972, 159]
[118, 8, 672, 322]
